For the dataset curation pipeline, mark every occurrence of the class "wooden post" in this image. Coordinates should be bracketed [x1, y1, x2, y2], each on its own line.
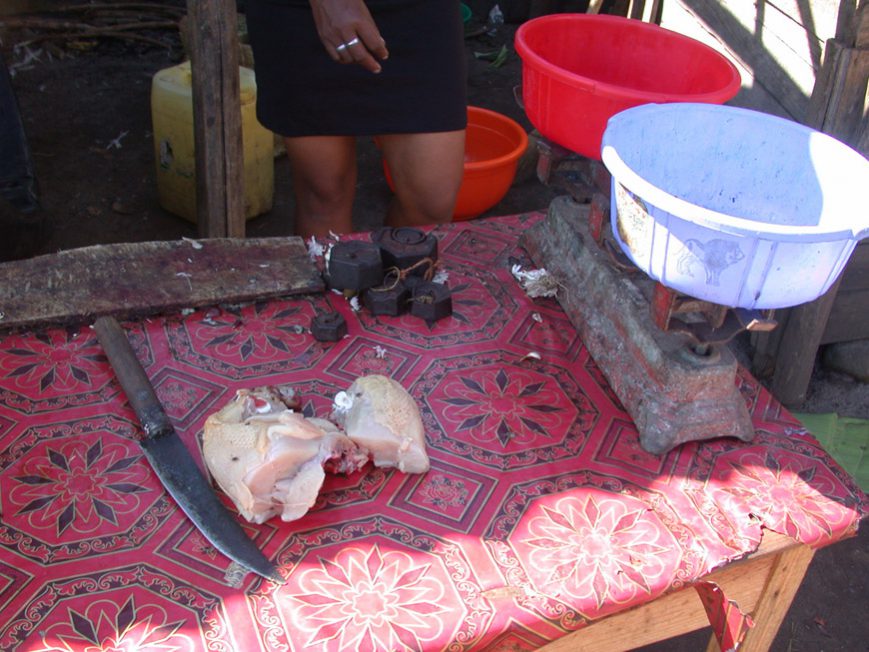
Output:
[185, 0, 246, 238]
[629, 0, 664, 24]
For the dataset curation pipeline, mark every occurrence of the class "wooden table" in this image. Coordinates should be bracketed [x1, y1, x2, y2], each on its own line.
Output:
[543, 530, 813, 651]
[0, 213, 863, 651]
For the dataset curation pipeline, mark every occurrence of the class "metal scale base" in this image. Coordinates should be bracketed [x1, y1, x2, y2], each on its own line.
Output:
[521, 195, 755, 455]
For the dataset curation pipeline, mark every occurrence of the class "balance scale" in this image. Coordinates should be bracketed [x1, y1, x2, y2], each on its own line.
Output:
[520, 139, 777, 455]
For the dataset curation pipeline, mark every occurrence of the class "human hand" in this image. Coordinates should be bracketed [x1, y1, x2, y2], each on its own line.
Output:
[309, 0, 389, 73]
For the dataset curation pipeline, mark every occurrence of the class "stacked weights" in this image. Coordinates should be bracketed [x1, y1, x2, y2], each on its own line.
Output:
[311, 227, 452, 342]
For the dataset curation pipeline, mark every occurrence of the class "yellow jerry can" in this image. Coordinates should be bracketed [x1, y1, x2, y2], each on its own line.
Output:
[151, 61, 274, 223]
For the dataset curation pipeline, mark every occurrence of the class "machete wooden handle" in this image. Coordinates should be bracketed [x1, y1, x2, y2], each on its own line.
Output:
[93, 315, 173, 440]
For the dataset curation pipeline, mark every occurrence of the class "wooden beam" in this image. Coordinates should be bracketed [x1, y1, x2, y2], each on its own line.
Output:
[185, 0, 245, 238]
[0, 237, 324, 330]
[837, 0, 869, 45]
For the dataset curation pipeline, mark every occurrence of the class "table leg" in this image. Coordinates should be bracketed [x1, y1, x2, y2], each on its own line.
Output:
[706, 541, 815, 651]
[537, 532, 815, 651]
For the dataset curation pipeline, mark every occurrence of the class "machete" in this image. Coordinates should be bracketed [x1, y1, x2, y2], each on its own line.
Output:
[93, 316, 284, 584]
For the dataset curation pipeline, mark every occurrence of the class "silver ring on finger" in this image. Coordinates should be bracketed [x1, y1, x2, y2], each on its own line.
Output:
[336, 37, 360, 52]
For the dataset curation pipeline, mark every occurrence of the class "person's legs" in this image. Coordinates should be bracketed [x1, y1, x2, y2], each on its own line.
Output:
[379, 130, 465, 227]
[284, 135, 356, 239]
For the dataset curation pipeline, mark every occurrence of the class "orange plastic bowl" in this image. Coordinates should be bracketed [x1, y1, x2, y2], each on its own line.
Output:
[383, 106, 529, 221]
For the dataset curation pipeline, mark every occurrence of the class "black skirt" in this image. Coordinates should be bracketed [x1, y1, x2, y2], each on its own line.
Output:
[245, 0, 468, 137]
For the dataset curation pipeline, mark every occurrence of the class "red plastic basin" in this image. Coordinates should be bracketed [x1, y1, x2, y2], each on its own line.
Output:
[515, 14, 741, 160]
[384, 106, 528, 221]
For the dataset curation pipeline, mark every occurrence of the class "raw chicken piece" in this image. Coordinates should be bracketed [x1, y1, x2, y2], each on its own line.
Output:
[332, 375, 429, 473]
[202, 386, 369, 524]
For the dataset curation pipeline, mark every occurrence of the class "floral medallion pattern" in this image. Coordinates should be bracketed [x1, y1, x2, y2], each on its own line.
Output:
[389, 459, 498, 531]
[511, 490, 680, 619]
[0, 565, 229, 651]
[249, 517, 491, 651]
[0, 213, 865, 651]
[0, 416, 172, 562]
[286, 543, 448, 650]
[8, 436, 149, 538]
[417, 351, 598, 470]
[704, 438, 865, 547]
[27, 595, 192, 652]
[0, 325, 128, 414]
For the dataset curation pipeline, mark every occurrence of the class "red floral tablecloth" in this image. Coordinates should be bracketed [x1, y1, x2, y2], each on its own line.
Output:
[1, 213, 866, 651]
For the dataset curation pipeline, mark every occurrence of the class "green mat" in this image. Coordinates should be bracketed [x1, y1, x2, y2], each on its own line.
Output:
[793, 412, 869, 492]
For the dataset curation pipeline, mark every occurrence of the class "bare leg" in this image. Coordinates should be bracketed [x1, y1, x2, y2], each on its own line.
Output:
[284, 135, 356, 239]
[379, 130, 465, 227]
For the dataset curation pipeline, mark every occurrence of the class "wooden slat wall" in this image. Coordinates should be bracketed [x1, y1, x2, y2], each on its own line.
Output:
[666, 0, 842, 120]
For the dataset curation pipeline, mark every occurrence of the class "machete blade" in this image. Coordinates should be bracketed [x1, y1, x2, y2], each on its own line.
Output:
[93, 316, 284, 585]
[141, 434, 285, 584]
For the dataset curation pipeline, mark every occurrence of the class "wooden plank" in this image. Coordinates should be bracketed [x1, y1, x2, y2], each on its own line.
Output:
[857, 0, 869, 46]
[538, 557, 778, 651]
[750, 306, 791, 380]
[837, 0, 869, 45]
[807, 40, 869, 149]
[750, 0, 826, 73]
[822, 289, 869, 343]
[828, 45, 869, 150]
[538, 532, 805, 652]
[669, 0, 816, 119]
[826, 243, 869, 341]
[806, 37, 849, 128]
[768, 0, 841, 42]
[660, 0, 790, 118]
[0, 237, 324, 330]
[771, 277, 843, 407]
[836, 241, 869, 292]
[186, 0, 245, 238]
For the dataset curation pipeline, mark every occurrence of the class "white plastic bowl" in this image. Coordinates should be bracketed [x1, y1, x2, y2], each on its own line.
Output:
[601, 103, 869, 309]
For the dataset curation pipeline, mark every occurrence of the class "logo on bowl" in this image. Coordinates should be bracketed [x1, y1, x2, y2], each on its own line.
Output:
[677, 238, 745, 287]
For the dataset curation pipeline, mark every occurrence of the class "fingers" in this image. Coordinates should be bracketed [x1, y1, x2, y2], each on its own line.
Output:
[333, 33, 388, 74]
[358, 22, 388, 61]
[309, 0, 388, 73]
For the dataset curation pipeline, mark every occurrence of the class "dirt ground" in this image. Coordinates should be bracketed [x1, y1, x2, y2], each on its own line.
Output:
[2, 3, 867, 650]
